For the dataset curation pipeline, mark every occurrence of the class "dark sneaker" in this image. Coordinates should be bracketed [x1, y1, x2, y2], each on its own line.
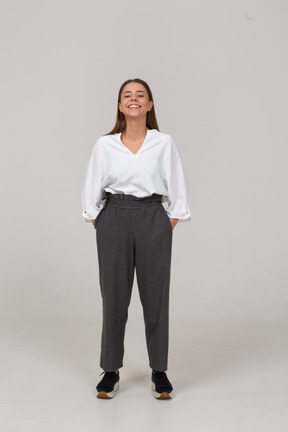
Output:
[151, 371, 173, 399]
[96, 371, 120, 399]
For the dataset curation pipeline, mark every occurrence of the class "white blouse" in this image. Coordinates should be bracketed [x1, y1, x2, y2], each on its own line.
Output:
[81, 129, 191, 222]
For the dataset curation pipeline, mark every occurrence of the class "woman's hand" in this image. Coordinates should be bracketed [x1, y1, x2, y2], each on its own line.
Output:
[92, 219, 95, 227]
[169, 218, 178, 230]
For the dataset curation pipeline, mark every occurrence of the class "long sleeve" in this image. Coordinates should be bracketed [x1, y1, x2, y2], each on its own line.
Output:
[164, 136, 191, 222]
[81, 139, 104, 222]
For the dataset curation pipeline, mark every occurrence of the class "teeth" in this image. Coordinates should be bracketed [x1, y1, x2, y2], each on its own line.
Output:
[129, 105, 140, 108]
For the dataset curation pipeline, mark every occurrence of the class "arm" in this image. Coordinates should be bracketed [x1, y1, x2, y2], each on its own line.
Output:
[164, 136, 191, 225]
[81, 139, 104, 224]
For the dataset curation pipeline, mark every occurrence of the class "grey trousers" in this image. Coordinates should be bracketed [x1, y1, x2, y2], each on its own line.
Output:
[94, 190, 173, 372]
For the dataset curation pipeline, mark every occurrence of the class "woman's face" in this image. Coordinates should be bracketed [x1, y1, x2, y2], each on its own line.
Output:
[118, 82, 153, 120]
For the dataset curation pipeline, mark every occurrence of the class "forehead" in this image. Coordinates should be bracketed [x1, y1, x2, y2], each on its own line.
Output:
[121, 82, 147, 95]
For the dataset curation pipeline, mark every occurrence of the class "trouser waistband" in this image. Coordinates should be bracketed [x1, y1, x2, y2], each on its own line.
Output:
[102, 190, 163, 208]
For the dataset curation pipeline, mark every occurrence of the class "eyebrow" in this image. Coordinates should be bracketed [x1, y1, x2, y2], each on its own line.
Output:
[123, 90, 145, 94]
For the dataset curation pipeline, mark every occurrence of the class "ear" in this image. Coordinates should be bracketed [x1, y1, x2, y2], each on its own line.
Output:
[148, 100, 153, 111]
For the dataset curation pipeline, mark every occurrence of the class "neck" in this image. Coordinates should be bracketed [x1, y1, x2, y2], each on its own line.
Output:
[123, 118, 148, 139]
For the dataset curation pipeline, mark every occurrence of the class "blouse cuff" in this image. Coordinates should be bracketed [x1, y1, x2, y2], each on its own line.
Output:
[82, 206, 102, 222]
[166, 210, 191, 222]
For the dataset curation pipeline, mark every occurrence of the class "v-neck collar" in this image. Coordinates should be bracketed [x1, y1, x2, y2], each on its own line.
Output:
[118, 129, 152, 156]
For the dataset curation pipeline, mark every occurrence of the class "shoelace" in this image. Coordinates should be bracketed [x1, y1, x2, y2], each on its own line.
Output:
[153, 371, 173, 391]
[96, 371, 119, 391]
[153, 371, 167, 382]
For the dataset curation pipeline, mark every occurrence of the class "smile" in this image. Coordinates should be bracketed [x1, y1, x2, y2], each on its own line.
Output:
[128, 105, 141, 109]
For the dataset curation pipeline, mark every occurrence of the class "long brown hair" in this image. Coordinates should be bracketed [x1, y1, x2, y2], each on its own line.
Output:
[105, 78, 160, 135]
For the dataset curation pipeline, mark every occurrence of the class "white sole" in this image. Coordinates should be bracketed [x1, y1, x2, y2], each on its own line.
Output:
[97, 381, 119, 399]
[152, 382, 173, 399]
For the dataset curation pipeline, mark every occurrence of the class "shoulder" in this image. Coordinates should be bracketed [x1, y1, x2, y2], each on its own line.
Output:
[152, 130, 179, 153]
[152, 129, 174, 142]
[92, 133, 119, 151]
[151, 129, 177, 148]
[96, 133, 119, 144]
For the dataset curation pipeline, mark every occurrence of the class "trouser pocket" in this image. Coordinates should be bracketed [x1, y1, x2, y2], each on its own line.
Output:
[94, 208, 104, 229]
[160, 205, 173, 232]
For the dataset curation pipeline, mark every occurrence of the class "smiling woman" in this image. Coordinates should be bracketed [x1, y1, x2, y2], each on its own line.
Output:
[81, 78, 191, 400]
[104, 79, 159, 156]
[107, 78, 159, 135]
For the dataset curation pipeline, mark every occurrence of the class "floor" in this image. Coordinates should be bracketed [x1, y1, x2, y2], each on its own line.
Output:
[1, 318, 287, 432]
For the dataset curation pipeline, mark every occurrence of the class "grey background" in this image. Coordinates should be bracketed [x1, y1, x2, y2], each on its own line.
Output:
[1, 0, 287, 323]
[1, 1, 288, 430]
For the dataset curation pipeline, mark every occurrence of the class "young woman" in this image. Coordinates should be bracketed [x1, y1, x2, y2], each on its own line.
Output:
[81, 78, 191, 399]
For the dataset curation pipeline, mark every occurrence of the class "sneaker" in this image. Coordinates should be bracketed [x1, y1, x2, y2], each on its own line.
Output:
[96, 371, 120, 399]
[151, 371, 173, 399]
